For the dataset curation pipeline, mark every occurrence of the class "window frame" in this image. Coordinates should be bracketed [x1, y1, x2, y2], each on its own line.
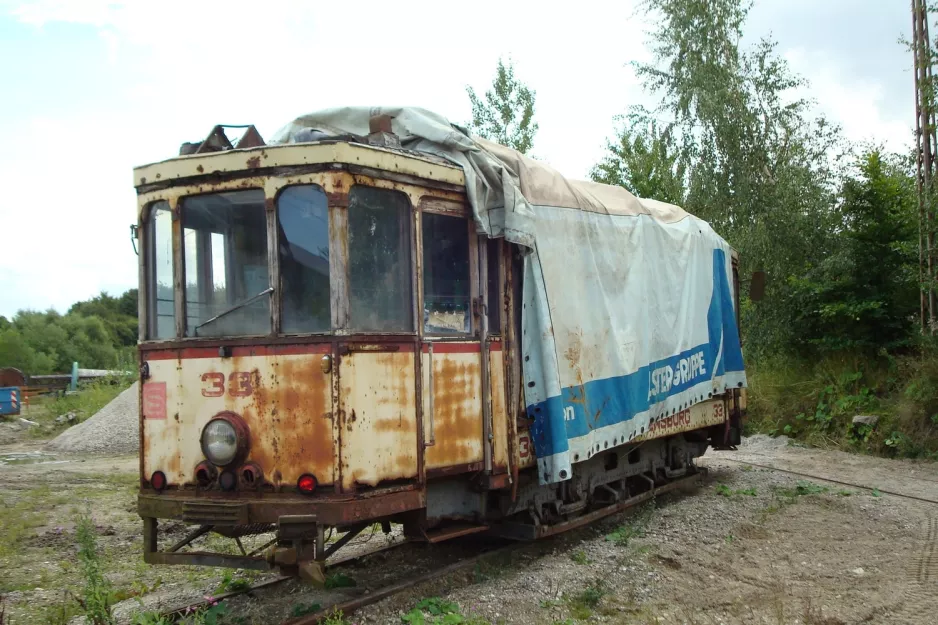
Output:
[340, 184, 418, 335]
[145, 200, 177, 341]
[417, 197, 478, 339]
[178, 187, 272, 339]
[275, 183, 334, 336]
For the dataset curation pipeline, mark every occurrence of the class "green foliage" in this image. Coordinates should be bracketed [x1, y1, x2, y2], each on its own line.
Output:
[402, 597, 491, 625]
[715, 484, 757, 497]
[290, 602, 322, 617]
[591, 115, 687, 205]
[787, 150, 918, 354]
[746, 351, 938, 459]
[75, 512, 116, 625]
[563, 580, 607, 620]
[46, 373, 135, 423]
[214, 570, 251, 595]
[570, 550, 591, 565]
[0, 289, 137, 375]
[466, 58, 538, 154]
[323, 572, 356, 589]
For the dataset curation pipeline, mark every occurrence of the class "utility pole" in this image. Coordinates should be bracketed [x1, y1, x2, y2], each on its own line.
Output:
[913, 0, 937, 333]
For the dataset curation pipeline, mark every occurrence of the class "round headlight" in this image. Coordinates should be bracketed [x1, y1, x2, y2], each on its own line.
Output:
[201, 418, 239, 466]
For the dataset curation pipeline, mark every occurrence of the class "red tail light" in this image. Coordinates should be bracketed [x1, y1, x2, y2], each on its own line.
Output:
[297, 474, 317, 494]
[150, 471, 167, 492]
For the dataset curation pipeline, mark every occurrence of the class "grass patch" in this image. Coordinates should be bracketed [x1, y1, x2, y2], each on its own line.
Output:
[745, 352, 938, 460]
[563, 579, 607, 620]
[570, 550, 591, 565]
[605, 502, 654, 547]
[402, 597, 492, 624]
[715, 483, 758, 497]
[45, 374, 134, 425]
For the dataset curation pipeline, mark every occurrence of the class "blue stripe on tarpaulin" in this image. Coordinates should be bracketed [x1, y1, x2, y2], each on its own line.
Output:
[528, 248, 744, 461]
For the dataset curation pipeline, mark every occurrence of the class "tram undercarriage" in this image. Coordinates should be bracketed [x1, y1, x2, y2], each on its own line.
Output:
[139, 430, 714, 583]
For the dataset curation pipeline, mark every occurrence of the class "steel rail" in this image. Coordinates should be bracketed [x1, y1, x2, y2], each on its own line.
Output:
[713, 457, 938, 505]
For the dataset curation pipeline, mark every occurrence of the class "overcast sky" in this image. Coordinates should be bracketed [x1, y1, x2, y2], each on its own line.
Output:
[0, 0, 914, 318]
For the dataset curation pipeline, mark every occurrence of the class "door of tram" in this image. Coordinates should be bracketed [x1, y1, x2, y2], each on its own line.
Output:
[334, 185, 420, 493]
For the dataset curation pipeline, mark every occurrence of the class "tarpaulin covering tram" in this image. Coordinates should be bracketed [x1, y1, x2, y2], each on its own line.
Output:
[271, 107, 747, 485]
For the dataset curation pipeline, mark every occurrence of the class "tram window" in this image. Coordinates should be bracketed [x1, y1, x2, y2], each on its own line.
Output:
[148, 201, 175, 339]
[347, 186, 413, 332]
[181, 189, 270, 337]
[278, 186, 330, 333]
[486, 238, 501, 334]
[422, 213, 470, 334]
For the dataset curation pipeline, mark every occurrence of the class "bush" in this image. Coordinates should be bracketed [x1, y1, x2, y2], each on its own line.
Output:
[745, 350, 938, 459]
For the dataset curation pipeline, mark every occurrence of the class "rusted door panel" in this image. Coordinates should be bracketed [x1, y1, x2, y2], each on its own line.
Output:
[490, 343, 509, 472]
[142, 346, 335, 488]
[338, 347, 418, 490]
[422, 343, 484, 471]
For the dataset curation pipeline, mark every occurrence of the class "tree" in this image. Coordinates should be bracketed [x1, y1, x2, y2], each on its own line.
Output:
[466, 58, 539, 154]
[789, 149, 919, 353]
[591, 114, 687, 205]
[625, 0, 846, 356]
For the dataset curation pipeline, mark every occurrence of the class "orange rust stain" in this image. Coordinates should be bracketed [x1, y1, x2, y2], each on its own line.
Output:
[246, 155, 261, 169]
[248, 353, 334, 485]
[426, 352, 483, 470]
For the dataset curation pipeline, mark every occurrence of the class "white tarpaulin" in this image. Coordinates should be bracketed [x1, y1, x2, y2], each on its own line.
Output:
[272, 107, 747, 485]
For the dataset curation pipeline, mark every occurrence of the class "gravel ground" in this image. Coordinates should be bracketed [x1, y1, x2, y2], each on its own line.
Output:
[45, 382, 139, 455]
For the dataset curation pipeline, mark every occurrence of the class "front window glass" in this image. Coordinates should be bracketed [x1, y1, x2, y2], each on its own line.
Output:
[347, 186, 413, 332]
[423, 212, 470, 334]
[181, 190, 270, 337]
[148, 201, 175, 339]
[278, 185, 330, 333]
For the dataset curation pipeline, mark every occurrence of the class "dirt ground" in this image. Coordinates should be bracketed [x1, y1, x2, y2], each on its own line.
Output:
[1, 432, 937, 624]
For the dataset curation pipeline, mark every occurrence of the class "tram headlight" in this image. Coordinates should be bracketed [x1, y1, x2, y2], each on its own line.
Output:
[200, 413, 248, 466]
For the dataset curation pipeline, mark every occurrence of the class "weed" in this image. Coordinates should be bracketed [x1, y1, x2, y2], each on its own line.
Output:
[838, 490, 852, 496]
[715, 484, 757, 497]
[871, 488, 882, 497]
[75, 512, 115, 625]
[321, 608, 352, 625]
[402, 597, 491, 624]
[725, 534, 734, 543]
[46, 373, 134, 425]
[605, 503, 654, 547]
[130, 612, 173, 625]
[291, 602, 323, 617]
[214, 570, 251, 595]
[570, 550, 591, 565]
[324, 572, 356, 589]
[563, 579, 607, 620]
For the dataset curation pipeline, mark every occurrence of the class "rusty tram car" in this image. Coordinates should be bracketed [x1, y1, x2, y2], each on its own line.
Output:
[133, 116, 745, 581]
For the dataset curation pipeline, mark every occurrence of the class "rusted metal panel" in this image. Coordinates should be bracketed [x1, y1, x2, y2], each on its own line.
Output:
[142, 346, 334, 488]
[138, 488, 424, 526]
[338, 347, 418, 490]
[422, 343, 484, 472]
[133, 143, 465, 190]
[489, 344, 509, 472]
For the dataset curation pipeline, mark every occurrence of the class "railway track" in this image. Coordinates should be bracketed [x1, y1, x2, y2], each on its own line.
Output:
[712, 456, 938, 505]
[154, 472, 704, 624]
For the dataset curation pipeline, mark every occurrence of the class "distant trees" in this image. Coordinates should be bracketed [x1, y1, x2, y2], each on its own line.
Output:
[467, 58, 539, 154]
[0, 290, 138, 374]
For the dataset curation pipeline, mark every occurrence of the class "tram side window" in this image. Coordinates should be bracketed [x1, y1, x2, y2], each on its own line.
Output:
[148, 201, 175, 339]
[278, 186, 330, 333]
[423, 213, 470, 334]
[181, 189, 270, 337]
[347, 186, 413, 332]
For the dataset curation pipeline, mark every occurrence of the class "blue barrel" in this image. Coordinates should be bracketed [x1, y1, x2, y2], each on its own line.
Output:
[0, 387, 21, 416]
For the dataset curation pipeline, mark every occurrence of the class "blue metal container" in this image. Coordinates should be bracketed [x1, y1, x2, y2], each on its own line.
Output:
[0, 387, 21, 416]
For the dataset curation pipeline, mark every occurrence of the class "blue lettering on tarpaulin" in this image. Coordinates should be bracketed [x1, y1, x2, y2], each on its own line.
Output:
[528, 247, 746, 461]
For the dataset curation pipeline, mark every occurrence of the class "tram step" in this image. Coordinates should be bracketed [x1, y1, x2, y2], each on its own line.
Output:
[420, 523, 490, 544]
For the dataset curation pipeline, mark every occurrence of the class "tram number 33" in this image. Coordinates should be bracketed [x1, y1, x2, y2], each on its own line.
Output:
[201, 372, 254, 398]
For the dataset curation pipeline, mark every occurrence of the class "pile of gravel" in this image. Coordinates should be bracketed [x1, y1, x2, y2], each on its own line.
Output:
[46, 382, 139, 455]
[739, 433, 790, 453]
